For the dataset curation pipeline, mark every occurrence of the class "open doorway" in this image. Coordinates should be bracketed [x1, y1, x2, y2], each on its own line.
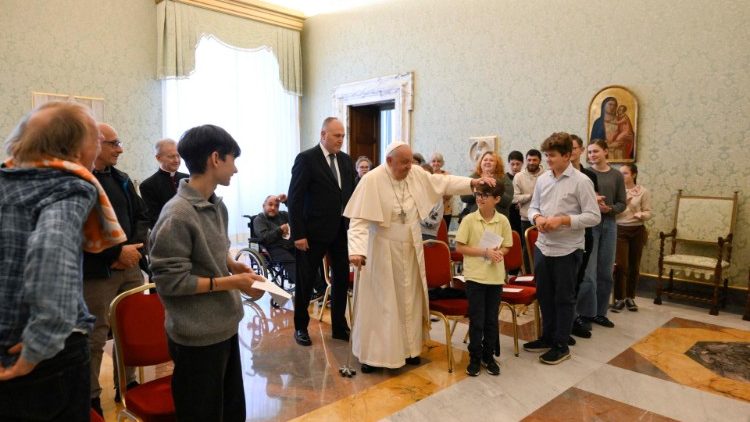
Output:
[347, 101, 394, 167]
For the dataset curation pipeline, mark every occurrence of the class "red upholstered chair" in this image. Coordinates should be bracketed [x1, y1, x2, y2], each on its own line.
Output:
[437, 219, 463, 273]
[109, 283, 175, 422]
[437, 218, 449, 244]
[507, 231, 536, 287]
[90, 409, 104, 422]
[424, 239, 468, 373]
[524, 225, 539, 270]
[501, 285, 540, 356]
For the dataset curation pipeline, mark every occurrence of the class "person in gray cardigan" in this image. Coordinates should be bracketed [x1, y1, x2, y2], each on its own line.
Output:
[149, 124, 263, 422]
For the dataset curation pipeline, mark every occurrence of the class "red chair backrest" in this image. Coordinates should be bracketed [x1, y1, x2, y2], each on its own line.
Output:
[423, 240, 452, 289]
[504, 231, 524, 273]
[114, 290, 170, 367]
[437, 219, 449, 244]
[526, 226, 539, 254]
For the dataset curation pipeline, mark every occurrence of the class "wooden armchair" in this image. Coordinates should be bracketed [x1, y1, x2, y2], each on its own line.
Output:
[654, 190, 738, 315]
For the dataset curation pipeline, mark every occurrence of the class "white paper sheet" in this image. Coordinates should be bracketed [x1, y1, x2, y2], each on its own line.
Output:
[253, 278, 292, 306]
[478, 230, 503, 250]
[514, 275, 534, 282]
[502, 287, 523, 293]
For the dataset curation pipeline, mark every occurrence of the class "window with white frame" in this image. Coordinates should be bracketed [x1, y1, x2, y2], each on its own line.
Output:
[163, 35, 300, 243]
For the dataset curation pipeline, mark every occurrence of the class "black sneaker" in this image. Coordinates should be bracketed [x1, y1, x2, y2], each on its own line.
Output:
[466, 359, 481, 376]
[625, 298, 638, 312]
[568, 336, 576, 346]
[539, 345, 571, 365]
[482, 358, 500, 376]
[591, 315, 615, 328]
[571, 317, 592, 339]
[610, 299, 625, 313]
[523, 338, 551, 353]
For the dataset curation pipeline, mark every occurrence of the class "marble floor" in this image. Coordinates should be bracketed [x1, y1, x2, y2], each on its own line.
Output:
[100, 293, 750, 421]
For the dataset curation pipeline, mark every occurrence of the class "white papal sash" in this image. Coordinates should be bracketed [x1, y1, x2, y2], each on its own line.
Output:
[376, 222, 412, 242]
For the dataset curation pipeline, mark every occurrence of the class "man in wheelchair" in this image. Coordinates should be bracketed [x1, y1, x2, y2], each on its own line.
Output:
[253, 194, 325, 298]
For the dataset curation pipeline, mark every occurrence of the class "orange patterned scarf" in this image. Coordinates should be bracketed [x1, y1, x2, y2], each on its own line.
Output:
[4, 157, 126, 253]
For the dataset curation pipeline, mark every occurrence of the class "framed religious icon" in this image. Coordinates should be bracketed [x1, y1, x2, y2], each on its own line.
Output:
[468, 135, 499, 165]
[587, 86, 638, 163]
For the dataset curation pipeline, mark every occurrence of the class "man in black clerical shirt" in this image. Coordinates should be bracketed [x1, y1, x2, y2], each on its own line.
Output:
[139, 138, 189, 228]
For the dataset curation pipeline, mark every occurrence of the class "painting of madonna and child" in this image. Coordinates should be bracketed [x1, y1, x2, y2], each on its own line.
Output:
[588, 86, 638, 163]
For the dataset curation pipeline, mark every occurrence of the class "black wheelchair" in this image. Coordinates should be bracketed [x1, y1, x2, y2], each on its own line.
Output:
[234, 214, 295, 308]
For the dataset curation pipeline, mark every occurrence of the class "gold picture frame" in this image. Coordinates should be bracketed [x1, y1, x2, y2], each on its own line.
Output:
[468, 135, 499, 165]
[587, 85, 638, 163]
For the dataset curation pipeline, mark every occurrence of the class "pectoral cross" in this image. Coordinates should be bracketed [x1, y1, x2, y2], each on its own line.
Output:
[399, 209, 406, 223]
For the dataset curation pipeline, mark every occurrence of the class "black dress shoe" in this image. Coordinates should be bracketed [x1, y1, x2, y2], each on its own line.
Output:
[405, 356, 421, 365]
[294, 329, 312, 346]
[591, 315, 615, 328]
[361, 363, 380, 373]
[571, 317, 592, 339]
[332, 330, 350, 341]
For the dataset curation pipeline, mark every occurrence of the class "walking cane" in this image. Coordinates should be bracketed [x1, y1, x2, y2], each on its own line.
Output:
[339, 263, 362, 378]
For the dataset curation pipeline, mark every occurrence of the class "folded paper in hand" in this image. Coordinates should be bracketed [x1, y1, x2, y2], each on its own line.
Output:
[254, 277, 292, 306]
[478, 230, 503, 250]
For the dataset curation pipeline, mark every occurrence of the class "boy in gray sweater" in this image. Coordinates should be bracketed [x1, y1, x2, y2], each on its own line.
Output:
[149, 124, 262, 421]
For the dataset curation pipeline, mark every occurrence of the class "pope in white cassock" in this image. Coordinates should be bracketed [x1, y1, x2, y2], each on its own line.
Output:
[344, 142, 495, 373]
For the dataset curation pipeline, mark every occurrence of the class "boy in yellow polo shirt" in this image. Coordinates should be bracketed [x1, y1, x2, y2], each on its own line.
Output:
[455, 182, 513, 376]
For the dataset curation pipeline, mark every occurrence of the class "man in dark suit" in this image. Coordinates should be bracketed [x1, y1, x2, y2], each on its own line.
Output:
[139, 138, 189, 228]
[288, 117, 355, 346]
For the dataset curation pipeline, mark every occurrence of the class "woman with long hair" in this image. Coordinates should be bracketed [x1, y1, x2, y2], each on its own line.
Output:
[459, 151, 513, 220]
[612, 164, 651, 312]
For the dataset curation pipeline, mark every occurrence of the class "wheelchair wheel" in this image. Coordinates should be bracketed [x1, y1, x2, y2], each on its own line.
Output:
[235, 248, 267, 302]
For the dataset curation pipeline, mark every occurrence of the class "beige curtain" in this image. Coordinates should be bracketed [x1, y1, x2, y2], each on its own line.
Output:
[156, 0, 302, 96]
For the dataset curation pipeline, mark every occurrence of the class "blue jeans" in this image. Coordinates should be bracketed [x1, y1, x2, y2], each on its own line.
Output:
[0, 332, 90, 422]
[576, 216, 617, 320]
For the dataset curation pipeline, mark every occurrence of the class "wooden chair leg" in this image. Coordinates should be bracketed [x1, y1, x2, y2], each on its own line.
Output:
[507, 303, 519, 357]
[534, 300, 541, 338]
[437, 313, 454, 373]
[449, 319, 460, 338]
[654, 266, 663, 305]
[710, 272, 720, 316]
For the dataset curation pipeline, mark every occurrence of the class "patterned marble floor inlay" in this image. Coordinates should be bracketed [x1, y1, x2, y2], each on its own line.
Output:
[238, 296, 468, 421]
[608, 317, 750, 402]
[685, 341, 750, 383]
[521, 387, 678, 421]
